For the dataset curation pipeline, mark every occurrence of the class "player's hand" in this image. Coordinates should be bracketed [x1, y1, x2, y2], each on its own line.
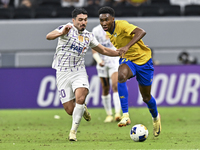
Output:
[62, 25, 72, 35]
[117, 46, 129, 57]
[99, 61, 105, 67]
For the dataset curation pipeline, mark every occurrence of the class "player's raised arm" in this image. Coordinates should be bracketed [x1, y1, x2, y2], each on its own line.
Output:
[92, 44, 120, 57]
[46, 25, 72, 40]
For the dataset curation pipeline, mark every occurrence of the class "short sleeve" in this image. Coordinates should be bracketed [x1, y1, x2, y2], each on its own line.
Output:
[55, 23, 72, 33]
[89, 33, 99, 48]
[122, 21, 137, 36]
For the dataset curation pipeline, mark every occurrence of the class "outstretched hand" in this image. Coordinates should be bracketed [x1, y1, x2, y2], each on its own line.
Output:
[62, 25, 72, 35]
[116, 46, 129, 57]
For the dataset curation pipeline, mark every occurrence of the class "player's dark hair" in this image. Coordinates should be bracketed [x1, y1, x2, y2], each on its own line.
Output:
[72, 8, 88, 18]
[98, 6, 115, 17]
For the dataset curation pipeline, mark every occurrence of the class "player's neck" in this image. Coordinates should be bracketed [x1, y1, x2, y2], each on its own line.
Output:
[109, 21, 115, 35]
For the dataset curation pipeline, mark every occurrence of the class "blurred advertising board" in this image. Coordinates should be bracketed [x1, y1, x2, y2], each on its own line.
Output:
[0, 65, 200, 109]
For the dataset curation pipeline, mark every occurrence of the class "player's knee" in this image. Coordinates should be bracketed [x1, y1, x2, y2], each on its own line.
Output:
[66, 109, 73, 115]
[76, 97, 85, 104]
[64, 106, 73, 115]
[142, 95, 151, 103]
[102, 85, 110, 94]
[112, 83, 118, 92]
[118, 72, 127, 83]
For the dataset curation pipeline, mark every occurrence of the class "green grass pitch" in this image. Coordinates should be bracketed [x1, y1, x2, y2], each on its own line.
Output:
[0, 107, 200, 150]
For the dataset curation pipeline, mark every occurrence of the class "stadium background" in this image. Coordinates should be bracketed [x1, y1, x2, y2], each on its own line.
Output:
[1, 2, 200, 109]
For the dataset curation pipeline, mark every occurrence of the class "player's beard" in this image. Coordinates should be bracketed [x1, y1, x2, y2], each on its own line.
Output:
[80, 27, 85, 31]
[80, 25, 86, 31]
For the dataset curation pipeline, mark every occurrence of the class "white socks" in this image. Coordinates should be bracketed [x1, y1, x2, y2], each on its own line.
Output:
[102, 94, 112, 116]
[102, 92, 121, 116]
[153, 114, 159, 121]
[113, 92, 121, 114]
[71, 103, 84, 132]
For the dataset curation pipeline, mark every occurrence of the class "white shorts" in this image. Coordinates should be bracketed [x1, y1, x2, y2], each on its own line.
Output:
[96, 64, 118, 78]
[56, 69, 89, 104]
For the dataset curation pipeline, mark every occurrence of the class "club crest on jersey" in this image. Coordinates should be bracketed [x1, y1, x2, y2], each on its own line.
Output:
[78, 35, 84, 42]
[85, 37, 89, 43]
[114, 33, 117, 37]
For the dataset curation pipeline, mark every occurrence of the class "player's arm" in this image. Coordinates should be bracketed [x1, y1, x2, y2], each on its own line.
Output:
[92, 44, 120, 57]
[46, 30, 63, 40]
[118, 27, 146, 56]
[128, 27, 146, 48]
[92, 49, 105, 67]
[46, 25, 72, 40]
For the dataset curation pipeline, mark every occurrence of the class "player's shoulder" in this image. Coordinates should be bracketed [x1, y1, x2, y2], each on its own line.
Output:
[56, 23, 72, 30]
[116, 20, 136, 29]
[82, 29, 95, 38]
[116, 20, 130, 25]
[83, 28, 91, 34]
[92, 24, 102, 32]
[93, 24, 102, 30]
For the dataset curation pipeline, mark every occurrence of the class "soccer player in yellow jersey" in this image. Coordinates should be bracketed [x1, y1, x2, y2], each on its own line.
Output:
[98, 6, 161, 137]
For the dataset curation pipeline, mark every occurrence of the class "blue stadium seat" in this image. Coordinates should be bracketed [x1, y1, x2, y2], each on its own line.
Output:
[0, 8, 12, 19]
[151, 0, 170, 5]
[113, 5, 139, 17]
[139, 5, 161, 17]
[13, 8, 33, 19]
[37, 0, 61, 7]
[184, 4, 200, 16]
[160, 5, 181, 16]
[83, 5, 99, 17]
[56, 6, 75, 18]
[33, 7, 57, 18]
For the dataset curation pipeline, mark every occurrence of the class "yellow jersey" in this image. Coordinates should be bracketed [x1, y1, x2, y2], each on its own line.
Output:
[106, 20, 151, 65]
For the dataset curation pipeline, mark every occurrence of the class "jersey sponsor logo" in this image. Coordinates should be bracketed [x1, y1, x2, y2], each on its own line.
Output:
[70, 43, 84, 54]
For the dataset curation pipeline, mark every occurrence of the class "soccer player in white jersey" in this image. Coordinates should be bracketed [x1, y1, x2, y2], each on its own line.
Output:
[92, 24, 122, 123]
[46, 8, 120, 142]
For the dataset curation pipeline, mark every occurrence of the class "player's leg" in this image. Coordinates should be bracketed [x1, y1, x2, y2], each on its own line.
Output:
[117, 61, 133, 127]
[62, 100, 75, 116]
[58, 86, 78, 141]
[56, 71, 78, 141]
[97, 64, 113, 122]
[136, 58, 161, 137]
[110, 71, 121, 121]
[83, 103, 91, 121]
[68, 87, 89, 141]
[139, 85, 161, 137]
[62, 100, 77, 141]
[100, 77, 113, 122]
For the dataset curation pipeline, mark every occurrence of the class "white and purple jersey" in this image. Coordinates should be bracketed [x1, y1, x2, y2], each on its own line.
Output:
[52, 23, 99, 72]
[92, 24, 119, 67]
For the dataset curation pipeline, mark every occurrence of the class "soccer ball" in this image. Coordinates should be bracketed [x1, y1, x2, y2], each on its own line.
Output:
[130, 124, 149, 142]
